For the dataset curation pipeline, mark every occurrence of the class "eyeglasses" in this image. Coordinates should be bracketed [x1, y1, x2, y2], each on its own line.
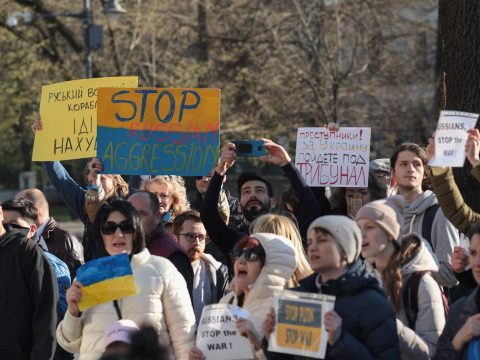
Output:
[102, 220, 134, 235]
[232, 246, 265, 262]
[176, 233, 209, 244]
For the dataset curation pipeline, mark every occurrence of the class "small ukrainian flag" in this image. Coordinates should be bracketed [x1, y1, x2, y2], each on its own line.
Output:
[76, 253, 137, 311]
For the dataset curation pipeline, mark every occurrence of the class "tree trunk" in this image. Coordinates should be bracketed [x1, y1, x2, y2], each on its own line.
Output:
[439, 0, 480, 212]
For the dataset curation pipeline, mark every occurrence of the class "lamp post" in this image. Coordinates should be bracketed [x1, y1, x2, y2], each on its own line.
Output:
[6, 0, 126, 78]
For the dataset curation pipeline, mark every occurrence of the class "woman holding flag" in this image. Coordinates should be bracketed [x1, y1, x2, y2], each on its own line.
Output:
[57, 199, 196, 360]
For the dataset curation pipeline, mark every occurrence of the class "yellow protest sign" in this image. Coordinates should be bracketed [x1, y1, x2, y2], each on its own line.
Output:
[269, 290, 335, 359]
[32, 76, 138, 161]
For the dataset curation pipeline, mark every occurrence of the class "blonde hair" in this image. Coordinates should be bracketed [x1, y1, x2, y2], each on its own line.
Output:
[141, 176, 190, 217]
[250, 214, 313, 287]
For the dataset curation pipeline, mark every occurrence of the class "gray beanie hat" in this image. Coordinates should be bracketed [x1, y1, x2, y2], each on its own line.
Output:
[307, 215, 362, 264]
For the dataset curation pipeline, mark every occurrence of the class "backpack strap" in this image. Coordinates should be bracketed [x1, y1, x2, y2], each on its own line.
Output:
[402, 270, 429, 330]
[421, 204, 440, 249]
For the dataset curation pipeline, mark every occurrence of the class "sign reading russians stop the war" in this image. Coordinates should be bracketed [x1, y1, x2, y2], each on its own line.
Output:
[295, 127, 371, 187]
[96, 88, 221, 176]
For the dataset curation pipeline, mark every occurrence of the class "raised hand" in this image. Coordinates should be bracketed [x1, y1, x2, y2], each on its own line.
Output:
[31, 113, 43, 133]
[260, 138, 291, 167]
[216, 142, 237, 176]
[466, 129, 480, 167]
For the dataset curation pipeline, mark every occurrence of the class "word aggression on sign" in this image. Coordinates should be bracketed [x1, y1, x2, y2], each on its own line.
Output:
[97, 88, 221, 176]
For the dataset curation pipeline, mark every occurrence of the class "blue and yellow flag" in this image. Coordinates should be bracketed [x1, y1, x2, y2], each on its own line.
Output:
[76, 253, 137, 311]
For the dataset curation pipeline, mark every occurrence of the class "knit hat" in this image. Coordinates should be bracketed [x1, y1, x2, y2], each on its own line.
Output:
[105, 319, 139, 348]
[307, 215, 362, 264]
[355, 199, 403, 243]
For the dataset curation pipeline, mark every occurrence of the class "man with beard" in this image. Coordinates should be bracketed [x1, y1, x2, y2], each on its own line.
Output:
[200, 138, 323, 263]
[127, 190, 194, 302]
[172, 210, 229, 326]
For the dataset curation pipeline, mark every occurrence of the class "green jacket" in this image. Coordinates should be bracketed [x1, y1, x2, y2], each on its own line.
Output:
[429, 166, 480, 234]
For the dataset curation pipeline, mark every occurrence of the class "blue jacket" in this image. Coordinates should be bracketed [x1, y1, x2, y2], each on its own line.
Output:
[265, 260, 400, 360]
[44, 161, 100, 260]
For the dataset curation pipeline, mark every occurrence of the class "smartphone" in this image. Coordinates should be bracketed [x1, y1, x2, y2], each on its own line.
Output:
[232, 140, 267, 157]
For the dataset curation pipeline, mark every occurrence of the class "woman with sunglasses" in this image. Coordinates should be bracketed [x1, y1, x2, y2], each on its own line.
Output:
[189, 233, 296, 360]
[57, 199, 196, 360]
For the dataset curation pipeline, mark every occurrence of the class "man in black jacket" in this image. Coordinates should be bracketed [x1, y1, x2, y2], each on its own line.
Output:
[0, 204, 58, 359]
[200, 139, 327, 263]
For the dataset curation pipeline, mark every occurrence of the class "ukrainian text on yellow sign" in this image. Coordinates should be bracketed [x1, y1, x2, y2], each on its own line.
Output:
[32, 76, 138, 161]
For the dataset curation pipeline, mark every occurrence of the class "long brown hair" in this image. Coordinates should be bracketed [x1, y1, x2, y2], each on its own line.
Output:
[381, 234, 421, 311]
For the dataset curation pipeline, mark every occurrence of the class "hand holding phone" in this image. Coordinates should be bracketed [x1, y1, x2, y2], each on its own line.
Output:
[232, 140, 267, 157]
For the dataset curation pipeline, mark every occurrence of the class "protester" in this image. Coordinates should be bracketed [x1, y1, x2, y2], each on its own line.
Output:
[189, 170, 243, 229]
[172, 210, 229, 325]
[356, 200, 445, 359]
[2, 198, 72, 360]
[128, 190, 194, 301]
[57, 199, 195, 360]
[249, 213, 313, 287]
[0, 203, 58, 359]
[32, 111, 130, 261]
[263, 215, 400, 359]
[141, 175, 190, 225]
[427, 129, 480, 289]
[200, 139, 325, 267]
[389, 142, 459, 287]
[434, 222, 480, 359]
[189, 233, 296, 359]
[15, 187, 84, 278]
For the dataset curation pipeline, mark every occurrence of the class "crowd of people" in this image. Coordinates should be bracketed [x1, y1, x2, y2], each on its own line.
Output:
[2, 117, 480, 360]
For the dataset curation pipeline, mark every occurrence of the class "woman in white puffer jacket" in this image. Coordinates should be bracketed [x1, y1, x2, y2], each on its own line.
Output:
[57, 199, 196, 360]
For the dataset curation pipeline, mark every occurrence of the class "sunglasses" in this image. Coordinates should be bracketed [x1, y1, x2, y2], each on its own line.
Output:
[101, 220, 134, 235]
[232, 246, 265, 262]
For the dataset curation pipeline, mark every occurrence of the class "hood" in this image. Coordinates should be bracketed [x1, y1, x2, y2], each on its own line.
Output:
[244, 232, 297, 305]
[390, 191, 438, 234]
[201, 252, 223, 271]
[401, 233, 439, 275]
[0, 228, 29, 248]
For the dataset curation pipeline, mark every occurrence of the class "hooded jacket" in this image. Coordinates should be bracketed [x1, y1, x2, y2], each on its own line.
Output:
[0, 229, 58, 360]
[220, 232, 297, 338]
[434, 287, 480, 360]
[265, 259, 400, 359]
[390, 191, 459, 287]
[200, 252, 229, 303]
[56, 249, 196, 360]
[395, 235, 446, 360]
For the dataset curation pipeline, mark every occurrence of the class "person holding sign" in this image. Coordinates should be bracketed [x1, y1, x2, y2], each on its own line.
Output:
[427, 130, 480, 290]
[190, 233, 296, 359]
[32, 115, 129, 261]
[57, 199, 195, 360]
[356, 200, 446, 359]
[264, 215, 400, 359]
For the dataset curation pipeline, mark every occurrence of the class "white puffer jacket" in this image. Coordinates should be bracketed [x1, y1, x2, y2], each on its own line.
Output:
[220, 232, 297, 338]
[57, 249, 196, 360]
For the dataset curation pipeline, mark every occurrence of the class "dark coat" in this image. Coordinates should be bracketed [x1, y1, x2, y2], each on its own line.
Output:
[433, 287, 480, 360]
[146, 223, 194, 302]
[40, 216, 84, 279]
[265, 260, 401, 360]
[0, 229, 58, 360]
